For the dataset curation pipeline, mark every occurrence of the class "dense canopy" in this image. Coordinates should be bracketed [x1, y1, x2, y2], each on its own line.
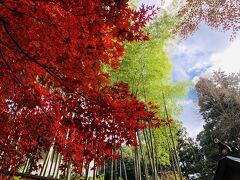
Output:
[0, 0, 159, 173]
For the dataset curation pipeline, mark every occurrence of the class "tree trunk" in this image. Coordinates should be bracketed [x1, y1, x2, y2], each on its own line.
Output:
[48, 147, 55, 176]
[93, 160, 96, 180]
[121, 147, 128, 180]
[84, 163, 90, 180]
[103, 161, 106, 180]
[143, 129, 154, 176]
[163, 92, 183, 180]
[148, 126, 158, 180]
[119, 154, 122, 180]
[164, 126, 177, 180]
[110, 155, 114, 180]
[137, 131, 149, 180]
[53, 152, 60, 178]
[114, 153, 118, 180]
[133, 148, 138, 180]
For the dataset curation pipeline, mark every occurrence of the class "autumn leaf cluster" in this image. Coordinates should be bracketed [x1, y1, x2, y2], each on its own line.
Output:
[0, 0, 160, 173]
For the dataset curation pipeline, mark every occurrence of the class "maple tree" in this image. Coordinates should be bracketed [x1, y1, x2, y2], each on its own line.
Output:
[175, 0, 240, 38]
[0, 0, 160, 174]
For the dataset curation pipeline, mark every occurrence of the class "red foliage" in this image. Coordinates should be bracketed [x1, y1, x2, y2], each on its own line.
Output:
[0, 0, 159, 173]
[165, 118, 173, 126]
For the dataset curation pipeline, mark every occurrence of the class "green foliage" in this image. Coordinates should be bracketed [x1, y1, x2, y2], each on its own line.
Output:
[102, 158, 136, 180]
[70, 173, 84, 180]
[103, 14, 191, 170]
[105, 15, 190, 118]
[13, 176, 21, 180]
[151, 120, 183, 166]
[177, 128, 207, 179]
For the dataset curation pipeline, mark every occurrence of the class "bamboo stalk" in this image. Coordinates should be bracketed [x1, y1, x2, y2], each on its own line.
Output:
[121, 147, 128, 180]
[66, 161, 71, 180]
[43, 146, 54, 176]
[142, 86, 158, 179]
[153, 132, 160, 175]
[134, 146, 139, 180]
[110, 155, 114, 180]
[114, 152, 118, 180]
[93, 160, 96, 180]
[136, 145, 142, 180]
[148, 126, 158, 180]
[137, 131, 149, 180]
[84, 163, 90, 180]
[23, 158, 30, 173]
[103, 161, 106, 180]
[119, 153, 122, 180]
[55, 154, 62, 178]
[53, 152, 60, 178]
[48, 147, 55, 176]
[164, 125, 177, 180]
[142, 129, 154, 175]
[162, 93, 183, 180]
[133, 147, 138, 180]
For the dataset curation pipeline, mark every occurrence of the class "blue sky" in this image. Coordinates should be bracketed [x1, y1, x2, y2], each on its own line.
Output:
[139, 0, 240, 138]
[169, 24, 240, 138]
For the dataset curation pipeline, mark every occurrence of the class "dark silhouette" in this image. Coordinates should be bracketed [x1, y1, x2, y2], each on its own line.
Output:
[213, 139, 240, 180]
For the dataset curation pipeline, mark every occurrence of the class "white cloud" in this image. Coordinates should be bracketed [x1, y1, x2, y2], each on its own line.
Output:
[167, 28, 232, 85]
[168, 41, 201, 58]
[168, 27, 240, 139]
[207, 39, 240, 74]
[180, 99, 193, 105]
[192, 76, 200, 84]
[189, 61, 211, 72]
[191, 37, 240, 83]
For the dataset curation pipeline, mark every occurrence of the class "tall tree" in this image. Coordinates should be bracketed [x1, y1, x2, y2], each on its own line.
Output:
[177, 127, 206, 180]
[195, 71, 240, 178]
[0, 0, 159, 174]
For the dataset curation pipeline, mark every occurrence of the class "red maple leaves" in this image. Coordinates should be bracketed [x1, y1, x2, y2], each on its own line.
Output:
[0, 0, 159, 173]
